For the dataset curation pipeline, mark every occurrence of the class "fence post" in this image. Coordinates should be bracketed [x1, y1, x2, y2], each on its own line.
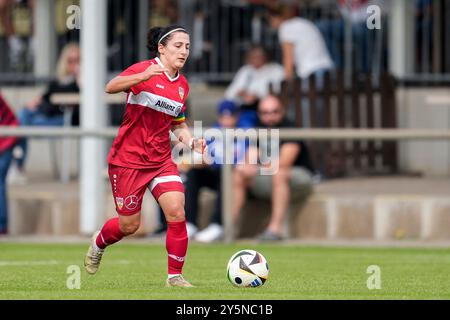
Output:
[336, 71, 346, 174]
[388, 0, 415, 78]
[308, 74, 317, 128]
[351, 73, 361, 170]
[34, 0, 56, 77]
[80, 0, 107, 235]
[294, 78, 303, 127]
[365, 73, 376, 168]
[138, 0, 149, 61]
[222, 127, 235, 243]
[222, 163, 234, 243]
[322, 71, 332, 177]
[380, 73, 398, 172]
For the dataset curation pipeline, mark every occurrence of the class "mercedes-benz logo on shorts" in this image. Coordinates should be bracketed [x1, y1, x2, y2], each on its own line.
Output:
[124, 195, 138, 210]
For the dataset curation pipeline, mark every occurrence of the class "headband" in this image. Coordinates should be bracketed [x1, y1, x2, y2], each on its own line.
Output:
[158, 28, 186, 45]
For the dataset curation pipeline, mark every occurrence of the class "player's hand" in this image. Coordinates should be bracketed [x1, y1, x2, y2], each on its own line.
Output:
[191, 138, 207, 155]
[140, 64, 168, 81]
[26, 96, 42, 111]
[242, 92, 258, 105]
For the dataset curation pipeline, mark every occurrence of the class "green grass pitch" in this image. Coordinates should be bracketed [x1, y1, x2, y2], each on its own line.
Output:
[0, 242, 449, 299]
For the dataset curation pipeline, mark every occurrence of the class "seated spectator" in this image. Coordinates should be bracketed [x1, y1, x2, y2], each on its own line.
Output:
[13, 42, 81, 179]
[232, 95, 315, 241]
[224, 45, 284, 128]
[0, 93, 19, 235]
[185, 100, 247, 242]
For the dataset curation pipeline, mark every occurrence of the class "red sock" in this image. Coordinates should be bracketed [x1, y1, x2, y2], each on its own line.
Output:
[166, 220, 188, 275]
[95, 217, 125, 249]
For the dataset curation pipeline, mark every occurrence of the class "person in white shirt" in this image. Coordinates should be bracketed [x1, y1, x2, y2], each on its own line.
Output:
[224, 45, 285, 127]
[267, 4, 334, 82]
[267, 4, 334, 132]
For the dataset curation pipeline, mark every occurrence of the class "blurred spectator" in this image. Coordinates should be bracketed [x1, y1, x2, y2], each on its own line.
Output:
[317, 0, 389, 72]
[233, 95, 314, 241]
[313, 1, 343, 70]
[190, 2, 213, 72]
[12, 42, 80, 180]
[0, 0, 24, 67]
[149, 0, 179, 26]
[337, 0, 371, 72]
[268, 4, 334, 129]
[224, 45, 284, 128]
[0, 0, 35, 68]
[0, 93, 19, 235]
[268, 3, 334, 82]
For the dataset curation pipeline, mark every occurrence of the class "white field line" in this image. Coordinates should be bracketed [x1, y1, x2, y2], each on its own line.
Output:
[0, 260, 131, 267]
[0, 260, 60, 267]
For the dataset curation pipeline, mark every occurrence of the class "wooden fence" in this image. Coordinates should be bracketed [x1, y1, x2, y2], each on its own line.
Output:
[279, 71, 397, 178]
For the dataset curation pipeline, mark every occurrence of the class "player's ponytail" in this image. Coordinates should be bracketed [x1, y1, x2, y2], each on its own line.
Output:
[147, 26, 163, 59]
[146, 25, 188, 59]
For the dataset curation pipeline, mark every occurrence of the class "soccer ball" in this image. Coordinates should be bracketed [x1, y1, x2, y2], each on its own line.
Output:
[226, 249, 269, 287]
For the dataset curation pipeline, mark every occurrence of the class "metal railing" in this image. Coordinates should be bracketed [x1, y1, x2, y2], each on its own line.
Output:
[2, 126, 450, 242]
[414, 0, 450, 75]
[3, 127, 450, 140]
[2, 0, 450, 84]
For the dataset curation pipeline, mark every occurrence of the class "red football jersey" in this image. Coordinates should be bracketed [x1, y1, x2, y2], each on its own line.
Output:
[0, 93, 18, 153]
[107, 57, 189, 169]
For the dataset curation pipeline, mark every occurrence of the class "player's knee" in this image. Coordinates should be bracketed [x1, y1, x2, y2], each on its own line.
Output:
[119, 219, 140, 235]
[164, 203, 185, 222]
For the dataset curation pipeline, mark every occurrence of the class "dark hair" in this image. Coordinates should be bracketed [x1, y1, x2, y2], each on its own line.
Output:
[247, 44, 271, 62]
[267, 4, 298, 20]
[146, 24, 188, 59]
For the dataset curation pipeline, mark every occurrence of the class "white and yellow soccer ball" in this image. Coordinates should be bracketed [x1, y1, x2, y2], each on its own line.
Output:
[226, 249, 269, 287]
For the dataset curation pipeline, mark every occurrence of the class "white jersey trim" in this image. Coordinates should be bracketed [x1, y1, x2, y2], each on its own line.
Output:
[148, 175, 183, 191]
[155, 57, 180, 82]
[127, 91, 183, 117]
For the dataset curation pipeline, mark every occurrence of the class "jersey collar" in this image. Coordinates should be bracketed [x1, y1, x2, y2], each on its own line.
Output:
[155, 57, 180, 82]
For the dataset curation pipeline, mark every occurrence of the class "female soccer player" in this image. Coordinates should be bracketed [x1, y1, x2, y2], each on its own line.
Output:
[84, 25, 206, 288]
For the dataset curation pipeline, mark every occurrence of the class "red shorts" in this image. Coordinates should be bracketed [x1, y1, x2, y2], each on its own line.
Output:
[108, 162, 184, 216]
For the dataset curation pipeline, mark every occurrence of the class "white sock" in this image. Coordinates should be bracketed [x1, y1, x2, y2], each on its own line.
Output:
[92, 241, 101, 252]
[168, 274, 181, 279]
[92, 235, 104, 252]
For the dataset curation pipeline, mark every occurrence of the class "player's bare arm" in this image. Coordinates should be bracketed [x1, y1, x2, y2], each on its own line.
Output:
[171, 121, 206, 154]
[281, 42, 295, 81]
[105, 64, 168, 94]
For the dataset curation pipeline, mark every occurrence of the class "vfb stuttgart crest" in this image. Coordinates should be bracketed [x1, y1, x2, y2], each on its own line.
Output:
[115, 197, 124, 210]
[178, 87, 184, 99]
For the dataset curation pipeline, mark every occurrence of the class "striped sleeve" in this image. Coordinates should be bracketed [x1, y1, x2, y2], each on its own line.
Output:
[172, 111, 186, 124]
